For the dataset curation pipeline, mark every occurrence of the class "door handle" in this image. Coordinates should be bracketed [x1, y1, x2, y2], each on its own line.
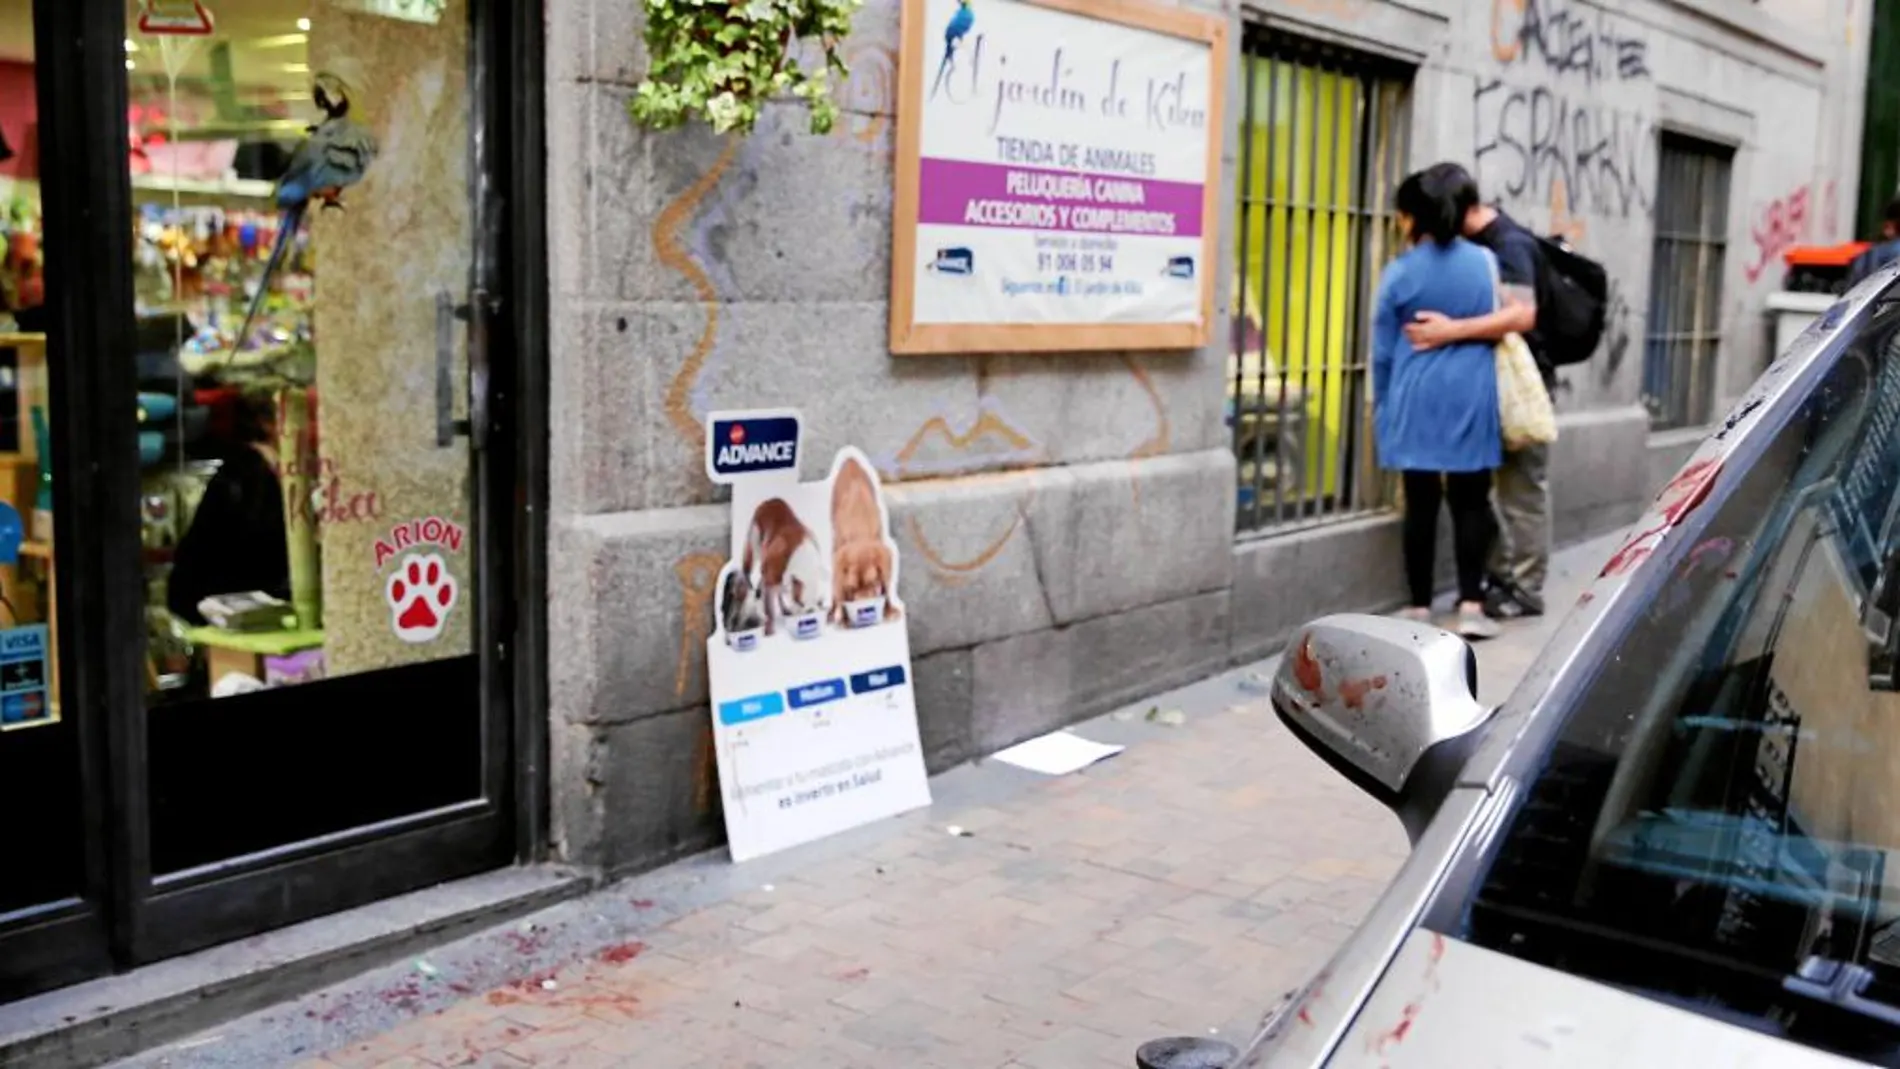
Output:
[435, 291, 470, 447]
[466, 287, 492, 454]
[435, 289, 495, 451]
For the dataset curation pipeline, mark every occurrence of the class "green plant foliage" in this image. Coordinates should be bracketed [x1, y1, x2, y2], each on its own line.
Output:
[629, 0, 862, 136]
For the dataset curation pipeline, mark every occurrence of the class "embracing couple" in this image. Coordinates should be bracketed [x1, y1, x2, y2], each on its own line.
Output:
[1370, 161, 1558, 642]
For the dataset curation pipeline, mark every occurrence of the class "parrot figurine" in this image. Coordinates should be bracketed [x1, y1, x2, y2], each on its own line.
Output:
[932, 0, 975, 97]
[228, 72, 380, 355]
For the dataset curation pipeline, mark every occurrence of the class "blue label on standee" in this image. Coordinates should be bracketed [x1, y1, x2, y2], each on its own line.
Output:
[787, 679, 847, 709]
[709, 416, 800, 479]
[848, 665, 908, 695]
[718, 691, 786, 727]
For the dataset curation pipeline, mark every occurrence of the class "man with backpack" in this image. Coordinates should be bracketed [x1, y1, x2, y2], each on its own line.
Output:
[1402, 162, 1608, 621]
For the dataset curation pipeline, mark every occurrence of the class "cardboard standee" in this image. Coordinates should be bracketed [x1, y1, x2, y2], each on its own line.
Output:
[703, 410, 931, 862]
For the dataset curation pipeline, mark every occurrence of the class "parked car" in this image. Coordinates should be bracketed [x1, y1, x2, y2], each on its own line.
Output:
[1161, 264, 1900, 1068]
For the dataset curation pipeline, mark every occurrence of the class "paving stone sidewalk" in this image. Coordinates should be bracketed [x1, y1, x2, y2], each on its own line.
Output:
[128, 533, 1620, 1069]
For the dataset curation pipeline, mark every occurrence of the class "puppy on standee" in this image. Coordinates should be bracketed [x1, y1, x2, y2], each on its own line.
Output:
[742, 497, 823, 635]
[720, 568, 764, 635]
[776, 535, 830, 623]
[829, 455, 899, 623]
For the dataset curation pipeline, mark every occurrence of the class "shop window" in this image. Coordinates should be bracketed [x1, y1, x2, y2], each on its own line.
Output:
[0, 2, 80, 920]
[1643, 133, 1734, 430]
[1229, 35, 1412, 535]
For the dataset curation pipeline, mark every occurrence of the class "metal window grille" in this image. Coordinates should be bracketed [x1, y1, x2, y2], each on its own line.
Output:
[1230, 33, 1414, 534]
[1643, 133, 1734, 430]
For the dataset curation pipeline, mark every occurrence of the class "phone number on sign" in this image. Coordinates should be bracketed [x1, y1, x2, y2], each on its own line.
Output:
[1037, 251, 1115, 273]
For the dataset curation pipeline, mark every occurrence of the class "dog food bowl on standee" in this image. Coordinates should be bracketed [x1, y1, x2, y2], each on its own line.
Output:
[791, 612, 824, 640]
[846, 597, 885, 628]
[728, 628, 763, 652]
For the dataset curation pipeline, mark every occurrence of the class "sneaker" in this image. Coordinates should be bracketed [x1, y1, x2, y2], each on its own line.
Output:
[1483, 584, 1544, 621]
[1395, 606, 1433, 624]
[1457, 607, 1502, 640]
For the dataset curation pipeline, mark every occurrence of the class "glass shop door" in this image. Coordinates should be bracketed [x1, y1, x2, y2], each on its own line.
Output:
[0, 0, 521, 999]
[121, 0, 517, 963]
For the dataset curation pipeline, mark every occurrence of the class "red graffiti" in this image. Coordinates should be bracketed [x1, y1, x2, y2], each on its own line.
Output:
[1600, 458, 1722, 578]
[1745, 182, 1836, 284]
[1373, 1002, 1421, 1052]
[1292, 636, 1324, 693]
[1337, 675, 1389, 710]
[1655, 458, 1720, 525]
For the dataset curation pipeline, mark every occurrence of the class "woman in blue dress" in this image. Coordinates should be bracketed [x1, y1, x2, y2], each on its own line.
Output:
[1371, 169, 1502, 640]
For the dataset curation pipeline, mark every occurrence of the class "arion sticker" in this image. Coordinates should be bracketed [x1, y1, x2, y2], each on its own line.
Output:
[374, 517, 467, 644]
[373, 515, 466, 570]
[385, 553, 457, 644]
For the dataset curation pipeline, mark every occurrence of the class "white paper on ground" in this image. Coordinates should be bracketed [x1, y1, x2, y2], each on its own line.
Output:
[988, 730, 1125, 776]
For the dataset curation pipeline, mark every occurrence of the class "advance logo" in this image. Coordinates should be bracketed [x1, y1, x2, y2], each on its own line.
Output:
[928, 247, 974, 275]
[709, 415, 800, 480]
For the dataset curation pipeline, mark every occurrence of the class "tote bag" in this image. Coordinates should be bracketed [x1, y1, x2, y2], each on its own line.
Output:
[1486, 250, 1558, 451]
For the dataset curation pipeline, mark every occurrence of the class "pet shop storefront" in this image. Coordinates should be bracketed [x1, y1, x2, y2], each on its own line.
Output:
[0, 0, 550, 1004]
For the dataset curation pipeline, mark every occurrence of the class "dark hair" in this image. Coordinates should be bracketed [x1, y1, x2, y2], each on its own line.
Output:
[229, 388, 279, 445]
[1426, 161, 1482, 220]
[1395, 169, 1463, 246]
[1884, 195, 1900, 229]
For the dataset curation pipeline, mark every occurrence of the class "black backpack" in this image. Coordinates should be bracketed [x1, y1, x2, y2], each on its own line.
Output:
[1532, 234, 1609, 367]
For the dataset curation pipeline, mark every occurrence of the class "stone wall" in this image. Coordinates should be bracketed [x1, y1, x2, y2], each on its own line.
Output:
[541, 0, 1870, 875]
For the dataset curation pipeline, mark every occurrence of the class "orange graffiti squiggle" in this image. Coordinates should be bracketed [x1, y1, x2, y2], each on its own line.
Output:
[893, 410, 1039, 477]
[843, 44, 897, 153]
[1124, 354, 1170, 459]
[658, 140, 742, 448]
[674, 551, 726, 697]
[906, 512, 1023, 577]
[1491, 0, 1526, 63]
[1124, 354, 1170, 513]
[1548, 177, 1587, 247]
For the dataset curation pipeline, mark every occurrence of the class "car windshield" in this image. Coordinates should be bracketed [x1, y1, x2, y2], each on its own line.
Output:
[1460, 290, 1900, 1064]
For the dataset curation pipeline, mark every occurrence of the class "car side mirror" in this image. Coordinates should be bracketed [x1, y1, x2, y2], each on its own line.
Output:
[1271, 614, 1494, 845]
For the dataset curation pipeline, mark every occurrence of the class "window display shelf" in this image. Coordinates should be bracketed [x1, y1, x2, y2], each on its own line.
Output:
[131, 174, 276, 203]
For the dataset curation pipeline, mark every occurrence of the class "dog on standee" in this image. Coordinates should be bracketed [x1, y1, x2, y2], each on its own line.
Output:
[742, 497, 827, 635]
[720, 567, 765, 636]
[775, 533, 830, 622]
[829, 456, 900, 623]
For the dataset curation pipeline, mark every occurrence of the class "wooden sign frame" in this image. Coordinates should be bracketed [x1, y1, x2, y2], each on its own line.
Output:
[888, 0, 1227, 354]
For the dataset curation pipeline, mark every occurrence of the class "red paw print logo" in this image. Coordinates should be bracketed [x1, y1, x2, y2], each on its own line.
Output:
[386, 552, 457, 644]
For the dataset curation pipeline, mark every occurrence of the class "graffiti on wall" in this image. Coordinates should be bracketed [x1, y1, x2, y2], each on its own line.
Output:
[842, 42, 898, 153]
[1471, 80, 1653, 222]
[1600, 276, 1633, 389]
[1475, 0, 1653, 228]
[1744, 180, 1837, 285]
[1490, 0, 1650, 83]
